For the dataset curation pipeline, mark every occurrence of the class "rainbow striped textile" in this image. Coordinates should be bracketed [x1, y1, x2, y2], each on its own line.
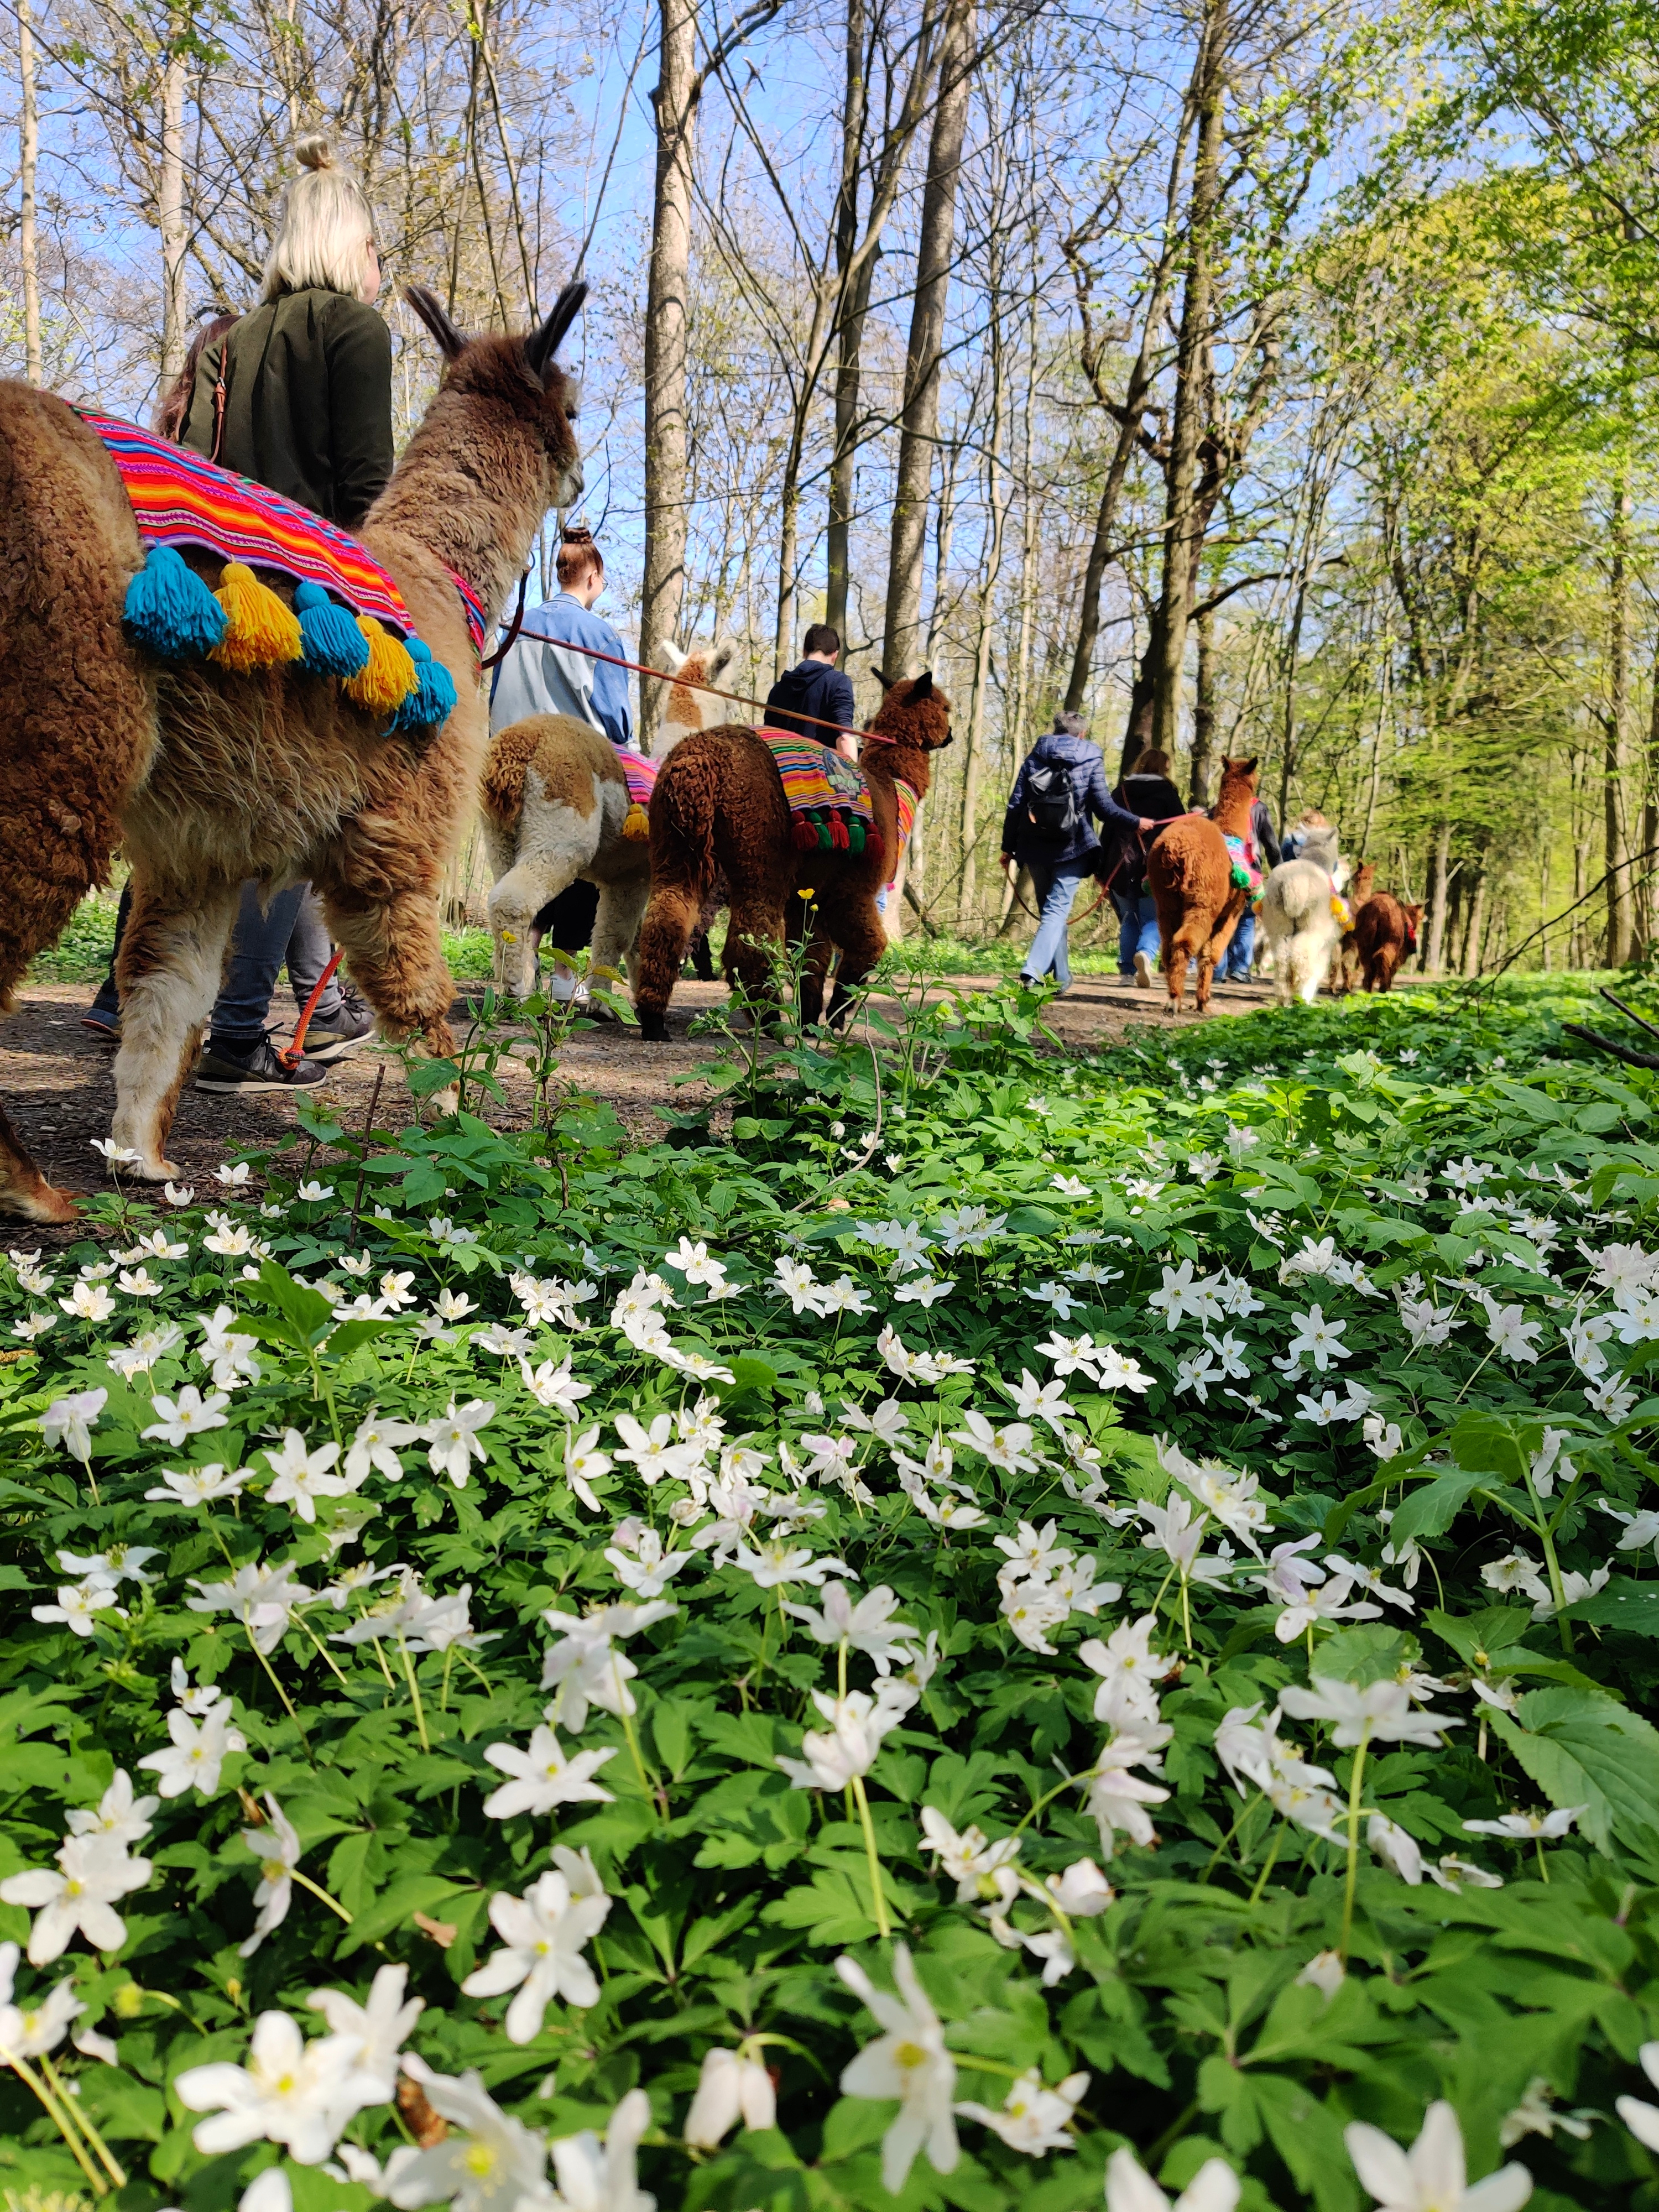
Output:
[890, 778, 919, 889]
[617, 748, 657, 811]
[760, 729, 876, 855]
[81, 409, 415, 636]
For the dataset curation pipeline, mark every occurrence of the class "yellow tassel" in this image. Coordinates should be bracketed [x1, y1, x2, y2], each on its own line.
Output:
[342, 616, 418, 716]
[208, 562, 303, 672]
[622, 801, 649, 841]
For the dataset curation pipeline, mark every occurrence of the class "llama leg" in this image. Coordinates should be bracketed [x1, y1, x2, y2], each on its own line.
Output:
[589, 876, 650, 1016]
[1161, 931, 1190, 1008]
[800, 933, 836, 1028]
[316, 885, 460, 1115]
[0, 1105, 79, 1224]
[111, 879, 242, 1179]
[488, 800, 594, 997]
[635, 883, 703, 1042]
[824, 900, 886, 1028]
[723, 894, 785, 1026]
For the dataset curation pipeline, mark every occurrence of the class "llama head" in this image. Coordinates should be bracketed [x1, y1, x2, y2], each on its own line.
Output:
[1404, 901, 1425, 932]
[870, 668, 954, 752]
[656, 635, 741, 752]
[404, 281, 587, 509]
[1216, 755, 1259, 803]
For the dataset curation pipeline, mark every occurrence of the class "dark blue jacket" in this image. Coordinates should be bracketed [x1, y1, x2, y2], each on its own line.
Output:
[1001, 731, 1144, 867]
[765, 659, 857, 744]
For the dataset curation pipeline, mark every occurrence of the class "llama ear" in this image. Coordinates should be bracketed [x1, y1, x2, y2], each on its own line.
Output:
[657, 638, 687, 676]
[909, 670, 934, 702]
[526, 280, 589, 383]
[404, 285, 467, 360]
[872, 667, 894, 691]
[1239, 755, 1259, 775]
[710, 639, 737, 679]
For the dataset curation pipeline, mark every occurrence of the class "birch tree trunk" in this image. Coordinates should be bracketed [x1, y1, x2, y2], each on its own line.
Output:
[159, 22, 190, 384]
[826, 0, 868, 643]
[1426, 820, 1452, 975]
[18, 0, 41, 386]
[1150, 0, 1227, 759]
[880, 0, 974, 678]
[1190, 601, 1216, 806]
[640, 0, 699, 752]
[1606, 491, 1632, 964]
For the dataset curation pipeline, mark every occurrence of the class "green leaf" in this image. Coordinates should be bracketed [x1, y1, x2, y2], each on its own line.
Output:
[1316, 1623, 1417, 1687]
[1559, 1577, 1659, 1635]
[247, 1257, 334, 1340]
[1390, 1467, 1494, 1548]
[1491, 1686, 1659, 1856]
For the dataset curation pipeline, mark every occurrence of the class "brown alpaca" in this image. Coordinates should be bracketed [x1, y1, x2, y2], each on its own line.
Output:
[1353, 893, 1423, 992]
[1146, 757, 1259, 1013]
[633, 672, 952, 1041]
[0, 282, 586, 1220]
[1332, 861, 1376, 993]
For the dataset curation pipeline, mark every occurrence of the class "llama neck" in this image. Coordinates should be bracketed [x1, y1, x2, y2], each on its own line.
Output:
[367, 388, 550, 626]
[865, 744, 930, 800]
[1213, 785, 1254, 837]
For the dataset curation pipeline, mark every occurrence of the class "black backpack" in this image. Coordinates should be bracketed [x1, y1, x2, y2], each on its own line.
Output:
[1024, 758, 1083, 839]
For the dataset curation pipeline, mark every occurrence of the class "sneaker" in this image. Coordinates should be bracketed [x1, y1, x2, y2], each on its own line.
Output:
[1133, 951, 1154, 989]
[81, 1002, 120, 1042]
[296, 990, 376, 1062]
[195, 1035, 329, 1093]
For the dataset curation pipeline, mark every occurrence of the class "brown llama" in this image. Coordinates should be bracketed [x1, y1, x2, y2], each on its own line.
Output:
[0, 282, 586, 1220]
[1146, 757, 1259, 1014]
[1332, 861, 1375, 993]
[632, 672, 953, 1041]
[1353, 893, 1423, 992]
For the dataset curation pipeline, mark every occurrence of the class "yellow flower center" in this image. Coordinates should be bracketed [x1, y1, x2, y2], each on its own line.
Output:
[464, 2142, 499, 2178]
[895, 2040, 925, 2070]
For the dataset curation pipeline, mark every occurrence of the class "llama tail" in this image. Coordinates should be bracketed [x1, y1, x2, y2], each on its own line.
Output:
[650, 744, 719, 892]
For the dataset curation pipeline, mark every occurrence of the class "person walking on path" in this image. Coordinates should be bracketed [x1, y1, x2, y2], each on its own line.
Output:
[1220, 794, 1281, 982]
[1110, 747, 1187, 987]
[487, 526, 639, 996]
[765, 624, 859, 758]
[1000, 712, 1154, 993]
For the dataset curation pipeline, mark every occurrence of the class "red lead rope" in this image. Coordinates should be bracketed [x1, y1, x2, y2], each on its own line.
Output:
[280, 947, 343, 1068]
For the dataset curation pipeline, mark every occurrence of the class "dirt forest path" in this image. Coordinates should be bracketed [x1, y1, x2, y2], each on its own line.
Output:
[1, 970, 1278, 1209]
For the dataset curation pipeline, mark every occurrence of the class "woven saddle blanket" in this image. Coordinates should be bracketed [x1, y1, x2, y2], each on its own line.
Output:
[615, 748, 657, 810]
[761, 731, 876, 829]
[80, 410, 486, 655]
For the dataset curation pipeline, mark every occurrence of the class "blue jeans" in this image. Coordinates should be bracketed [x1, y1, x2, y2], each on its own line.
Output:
[211, 883, 344, 1050]
[1021, 861, 1091, 987]
[1115, 888, 1161, 974]
[1223, 907, 1256, 980]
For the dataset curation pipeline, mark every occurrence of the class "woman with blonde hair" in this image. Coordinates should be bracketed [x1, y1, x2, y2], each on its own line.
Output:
[180, 135, 392, 529]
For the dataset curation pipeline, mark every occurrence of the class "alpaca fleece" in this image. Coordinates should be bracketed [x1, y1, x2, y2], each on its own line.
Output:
[1260, 827, 1348, 1007]
[1353, 891, 1422, 993]
[0, 284, 585, 1220]
[633, 674, 952, 1040]
[1146, 758, 1258, 1013]
[1332, 861, 1375, 994]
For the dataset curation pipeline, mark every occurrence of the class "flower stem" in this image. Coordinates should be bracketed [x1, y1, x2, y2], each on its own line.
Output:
[1248, 1823, 1284, 1907]
[1, 2044, 107, 2194]
[41, 2052, 127, 2187]
[298, 1615, 349, 1684]
[292, 1867, 354, 1923]
[397, 1631, 431, 1751]
[1013, 1769, 1079, 1836]
[242, 1619, 311, 1756]
[851, 1772, 891, 1938]
[1340, 1729, 1371, 1961]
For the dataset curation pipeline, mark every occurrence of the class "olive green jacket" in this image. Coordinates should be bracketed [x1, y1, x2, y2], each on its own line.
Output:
[180, 286, 394, 529]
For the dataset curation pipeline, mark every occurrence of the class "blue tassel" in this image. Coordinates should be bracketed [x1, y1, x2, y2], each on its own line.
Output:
[123, 544, 227, 661]
[293, 580, 371, 678]
[392, 634, 460, 731]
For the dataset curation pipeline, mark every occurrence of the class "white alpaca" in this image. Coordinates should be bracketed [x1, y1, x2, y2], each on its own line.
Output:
[654, 634, 738, 758]
[479, 635, 737, 998]
[1259, 828, 1350, 1005]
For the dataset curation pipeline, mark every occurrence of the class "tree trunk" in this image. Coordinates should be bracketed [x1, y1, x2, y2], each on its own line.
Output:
[1150, 0, 1227, 759]
[826, 0, 869, 644]
[18, 0, 41, 386]
[880, 0, 974, 678]
[1189, 600, 1216, 806]
[1645, 637, 1659, 945]
[1426, 820, 1452, 976]
[959, 308, 1010, 925]
[159, 28, 189, 384]
[1607, 495, 1632, 964]
[1461, 866, 1486, 977]
[640, 0, 698, 753]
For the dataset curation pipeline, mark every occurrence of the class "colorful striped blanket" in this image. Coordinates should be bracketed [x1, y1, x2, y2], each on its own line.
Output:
[890, 778, 919, 890]
[617, 748, 657, 810]
[82, 409, 416, 637]
[760, 731, 876, 827]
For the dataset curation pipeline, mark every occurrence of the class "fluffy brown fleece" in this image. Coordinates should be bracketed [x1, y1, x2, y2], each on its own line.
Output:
[1353, 891, 1422, 992]
[633, 673, 953, 1040]
[1331, 861, 1375, 994]
[1146, 757, 1259, 1014]
[0, 281, 587, 1220]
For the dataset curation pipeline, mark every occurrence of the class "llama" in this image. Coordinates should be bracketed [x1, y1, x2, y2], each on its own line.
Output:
[1260, 826, 1352, 1005]
[1331, 860, 1375, 993]
[632, 672, 951, 1041]
[655, 634, 738, 758]
[0, 281, 586, 1220]
[1146, 756, 1259, 1013]
[479, 635, 737, 999]
[1353, 893, 1423, 992]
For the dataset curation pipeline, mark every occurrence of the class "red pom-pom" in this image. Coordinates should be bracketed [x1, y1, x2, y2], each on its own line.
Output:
[830, 812, 849, 851]
[792, 817, 818, 851]
[867, 831, 885, 867]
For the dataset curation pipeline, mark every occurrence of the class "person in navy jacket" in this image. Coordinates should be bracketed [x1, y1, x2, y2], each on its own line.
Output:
[1000, 713, 1153, 993]
[765, 624, 859, 753]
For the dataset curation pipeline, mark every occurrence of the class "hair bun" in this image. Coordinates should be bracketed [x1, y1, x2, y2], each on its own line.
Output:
[294, 134, 336, 172]
[560, 523, 595, 549]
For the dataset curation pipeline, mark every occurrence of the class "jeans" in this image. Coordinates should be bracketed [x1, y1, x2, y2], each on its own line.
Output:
[93, 881, 345, 1046]
[1223, 907, 1256, 980]
[1021, 860, 1091, 988]
[1115, 888, 1161, 974]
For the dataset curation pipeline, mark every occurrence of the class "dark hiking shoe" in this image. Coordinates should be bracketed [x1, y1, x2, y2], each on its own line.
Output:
[296, 989, 377, 1062]
[81, 1003, 120, 1042]
[195, 1035, 329, 1093]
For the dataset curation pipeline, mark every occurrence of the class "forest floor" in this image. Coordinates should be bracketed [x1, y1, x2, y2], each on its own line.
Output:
[0, 970, 1288, 1204]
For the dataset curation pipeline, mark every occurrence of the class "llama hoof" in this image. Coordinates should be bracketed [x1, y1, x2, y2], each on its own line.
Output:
[638, 1011, 670, 1043]
[131, 1156, 182, 1183]
[0, 1177, 81, 1224]
[427, 1085, 461, 1120]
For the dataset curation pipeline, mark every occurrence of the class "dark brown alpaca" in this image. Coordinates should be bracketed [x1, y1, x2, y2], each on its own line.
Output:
[1146, 757, 1259, 1013]
[1353, 893, 1423, 992]
[0, 283, 586, 1220]
[633, 672, 952, 1041]
[1333, 861, 1376, 993]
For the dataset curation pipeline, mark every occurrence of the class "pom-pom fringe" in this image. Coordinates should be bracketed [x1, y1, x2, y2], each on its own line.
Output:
[210, 561, 304, 672]
[123, 544, 227, 661]
[293, 580, 371, 678]
[622, 802, 650, 841]
[344, 616, 418, 716]
[392, 635, 460, 732]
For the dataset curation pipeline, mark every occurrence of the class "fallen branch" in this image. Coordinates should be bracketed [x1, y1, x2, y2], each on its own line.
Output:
[1562, 1022, 1659, 1071]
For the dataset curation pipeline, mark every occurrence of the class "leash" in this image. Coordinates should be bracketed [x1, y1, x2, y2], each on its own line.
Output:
[487, 624, 899, 746]
[481, 571, 530, 671]
[280, 947, 343, 1068]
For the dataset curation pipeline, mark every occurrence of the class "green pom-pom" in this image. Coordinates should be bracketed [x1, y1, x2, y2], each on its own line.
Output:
[123, 544, 227, 661]
[392, 634, 460, 732]
[293, 580, 371, 678]
[848, 817, 866, 854]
